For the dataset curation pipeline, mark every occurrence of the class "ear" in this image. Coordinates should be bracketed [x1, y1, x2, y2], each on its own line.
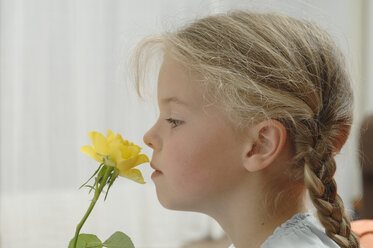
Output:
[243, 120, 288, 172]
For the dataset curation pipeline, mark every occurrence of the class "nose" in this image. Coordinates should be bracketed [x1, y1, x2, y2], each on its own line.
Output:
[143, 126, 155, 149]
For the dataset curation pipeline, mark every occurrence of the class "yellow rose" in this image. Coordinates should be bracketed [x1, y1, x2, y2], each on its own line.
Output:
[80, 130, 149, 184]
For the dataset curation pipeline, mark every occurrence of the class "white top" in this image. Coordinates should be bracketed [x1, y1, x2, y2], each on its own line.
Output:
[228, 212, 339, 248]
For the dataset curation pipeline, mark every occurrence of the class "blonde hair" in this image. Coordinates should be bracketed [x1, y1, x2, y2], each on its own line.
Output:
[131, 10, 359, 248]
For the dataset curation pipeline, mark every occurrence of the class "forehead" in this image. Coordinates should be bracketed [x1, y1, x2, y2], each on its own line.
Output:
[157, 56, 239, 129]
[157, 56, 205, 108]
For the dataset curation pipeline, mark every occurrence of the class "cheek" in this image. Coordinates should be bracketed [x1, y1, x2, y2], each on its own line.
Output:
[158, 142, 243, 211]
[163, 129, 240, 189]
[163, 142, 205, 182]
[155, 124, 246, 210]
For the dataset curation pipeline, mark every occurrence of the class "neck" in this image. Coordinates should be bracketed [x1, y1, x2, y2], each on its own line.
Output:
[204, 184, 306, 248]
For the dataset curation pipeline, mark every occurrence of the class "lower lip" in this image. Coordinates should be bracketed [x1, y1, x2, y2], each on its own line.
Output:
[151, 170, 163, 179]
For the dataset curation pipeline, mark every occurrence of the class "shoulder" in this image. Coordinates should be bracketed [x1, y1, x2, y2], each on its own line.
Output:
[260, 212, 339, 248]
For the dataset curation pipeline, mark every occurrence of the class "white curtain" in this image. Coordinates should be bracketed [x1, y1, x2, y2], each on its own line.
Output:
[364, 0, 373, 115]
[0, 0, 365, 248]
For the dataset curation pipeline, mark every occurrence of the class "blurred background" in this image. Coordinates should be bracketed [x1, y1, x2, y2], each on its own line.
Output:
[0, 0, 372, 247]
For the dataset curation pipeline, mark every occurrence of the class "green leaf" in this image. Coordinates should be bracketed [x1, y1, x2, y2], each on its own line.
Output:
[104, 170, 119, 201]
[96, 165, 108, 185]
[68, 234, 103, 248]
[103, 231, 135, 248]
[83, 185, 95, 191]
[79, 163, 104, 190]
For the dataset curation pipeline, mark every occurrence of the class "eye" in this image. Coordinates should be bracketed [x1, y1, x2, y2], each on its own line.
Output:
[165, 118, 183, 128]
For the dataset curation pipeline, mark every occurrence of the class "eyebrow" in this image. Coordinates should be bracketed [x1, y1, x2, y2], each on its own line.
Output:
[160, 97, 189, 107]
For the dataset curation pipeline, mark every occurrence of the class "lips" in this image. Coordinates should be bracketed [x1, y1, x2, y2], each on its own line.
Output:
[150, 163, 159, 171]
[150, 162, 163, 179]
[150, 162, 162, 173]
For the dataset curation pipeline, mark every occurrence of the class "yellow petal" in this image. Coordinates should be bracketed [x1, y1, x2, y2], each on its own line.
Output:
[109, 134, 123, 148]
[116, 134, 126, 144]
[117, 154, 149, 171]
[134, 153, 150, 166]
[108, 146, 122, 164]
[80, 145, 102, 163]
[87, 131, 108, 155]
[119, 169, 145, 184]
[106, 130, 116, 143]
[119, 145, 141, 159]
[116, 156, 137, 171]
[117, 135, 136, 147]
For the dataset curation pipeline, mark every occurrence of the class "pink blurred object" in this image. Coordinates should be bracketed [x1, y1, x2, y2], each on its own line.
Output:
[351, 219, 373, 248]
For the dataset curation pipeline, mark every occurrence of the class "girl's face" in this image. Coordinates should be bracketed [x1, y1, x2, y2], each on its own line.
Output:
[143, 56, 248, 212]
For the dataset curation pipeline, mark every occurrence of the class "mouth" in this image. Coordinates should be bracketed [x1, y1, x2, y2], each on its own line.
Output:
[150, 162, 161, 171]
[150, 162, 163, 179]
[151, 170, 163, 179]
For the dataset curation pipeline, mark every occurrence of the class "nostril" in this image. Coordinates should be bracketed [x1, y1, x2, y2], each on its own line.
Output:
[143, 124, 158, 149]
[143, 132, 153, 148]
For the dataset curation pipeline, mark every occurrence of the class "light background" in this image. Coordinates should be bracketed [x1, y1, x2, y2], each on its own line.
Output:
[0, 0, 371, 247]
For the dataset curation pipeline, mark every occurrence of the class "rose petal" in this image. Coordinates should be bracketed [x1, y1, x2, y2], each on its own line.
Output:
[87, 131, 108, 155]
[117, 154, 149, 171]
[80, 145, 102, 163]
[119, 169, 145, 184]
[106, 130, 116, 143]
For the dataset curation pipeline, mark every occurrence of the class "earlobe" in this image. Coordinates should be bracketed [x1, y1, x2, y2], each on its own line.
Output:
[243, 120, 288, 172]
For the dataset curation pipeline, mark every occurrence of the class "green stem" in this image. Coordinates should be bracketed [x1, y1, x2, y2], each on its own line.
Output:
[72, 166, 112, 248]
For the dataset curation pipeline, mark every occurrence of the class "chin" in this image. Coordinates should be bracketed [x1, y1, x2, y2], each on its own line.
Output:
[157, 194, 185, 211]
[156, 193, 203, 212]
[154, 184, 210, 212]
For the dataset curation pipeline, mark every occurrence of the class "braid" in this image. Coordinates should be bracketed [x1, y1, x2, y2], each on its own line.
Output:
[295, 121, 360, 248]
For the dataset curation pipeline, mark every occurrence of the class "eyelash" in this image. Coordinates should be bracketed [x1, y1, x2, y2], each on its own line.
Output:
[165, 118, 182, 128]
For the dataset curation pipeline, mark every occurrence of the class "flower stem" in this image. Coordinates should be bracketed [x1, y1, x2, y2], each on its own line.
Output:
[72, 166, 112, 248]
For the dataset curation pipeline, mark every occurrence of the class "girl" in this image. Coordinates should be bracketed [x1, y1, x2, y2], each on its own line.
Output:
[132, 10, 360, 248]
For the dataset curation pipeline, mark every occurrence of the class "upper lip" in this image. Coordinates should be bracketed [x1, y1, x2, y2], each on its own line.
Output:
[150, 162, 161, 171]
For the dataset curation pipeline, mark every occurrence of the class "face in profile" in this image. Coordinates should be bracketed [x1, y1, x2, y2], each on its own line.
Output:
[143, 55, 248, 212]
